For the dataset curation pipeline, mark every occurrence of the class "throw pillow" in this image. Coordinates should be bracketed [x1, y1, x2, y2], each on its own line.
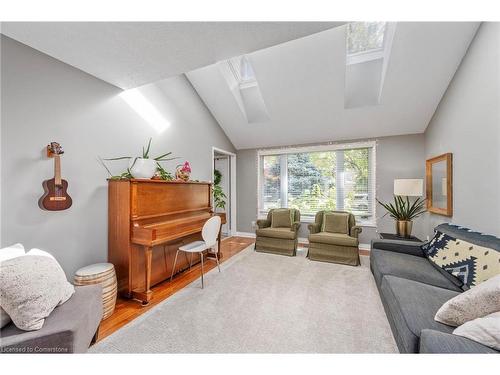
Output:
[422, 225, 500, 288]
[0, 243, 25, 328]
[271, 209, 294, 228]
[453, 311, 500, 350]
[0, 255, 75, 331]
[321, 212, 349, 234]
[0, 242, 25, 262]
[434, 274, 500, 326]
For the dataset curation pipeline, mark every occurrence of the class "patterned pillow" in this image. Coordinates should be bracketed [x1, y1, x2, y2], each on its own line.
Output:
[271, 209, 294, 228]
[422, 224, 500, 289]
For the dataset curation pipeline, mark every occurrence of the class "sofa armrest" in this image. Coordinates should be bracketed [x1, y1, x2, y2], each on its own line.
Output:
[256, 219, 271, 229]
[371, 239, 426, 257]
[291, 221, 301, 232]
[419, 329, 499, 353]
[308, 223, 320, 234]
[351, 226, 362, 238]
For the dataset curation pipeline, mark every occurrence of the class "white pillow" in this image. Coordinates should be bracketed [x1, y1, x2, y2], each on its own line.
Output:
[0, 243, 25, 262]
[0, 243, 25, 328]
[26, 248, 56, 260]
[435, 274, 500, 326]
[453, 311, 500, 350]
[0, 255, 75, 331]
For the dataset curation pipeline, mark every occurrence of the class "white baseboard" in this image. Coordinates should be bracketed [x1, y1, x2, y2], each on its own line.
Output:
[235, 232, 371, 251]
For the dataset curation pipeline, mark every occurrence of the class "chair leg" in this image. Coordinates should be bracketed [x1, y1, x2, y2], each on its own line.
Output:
[170, 250, 179, 281]
[200, 251, 204, 289]
[214, 248, 221, 272]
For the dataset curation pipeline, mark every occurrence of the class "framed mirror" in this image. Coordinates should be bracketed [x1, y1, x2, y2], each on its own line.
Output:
[426, 153, 453, 216]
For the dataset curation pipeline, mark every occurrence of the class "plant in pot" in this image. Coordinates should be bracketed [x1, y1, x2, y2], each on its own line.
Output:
[213, 169, 227, 220]
[100, 138, 176, 180]
[377, 196, 426, 238]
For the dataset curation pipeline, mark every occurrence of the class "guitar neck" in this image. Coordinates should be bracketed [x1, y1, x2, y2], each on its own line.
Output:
[54, 155, 62, 186]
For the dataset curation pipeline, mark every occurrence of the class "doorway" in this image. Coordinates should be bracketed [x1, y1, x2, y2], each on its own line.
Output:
[212, 147, 236, 237]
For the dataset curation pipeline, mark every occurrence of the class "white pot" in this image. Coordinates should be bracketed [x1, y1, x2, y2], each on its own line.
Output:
[129, 158, 157, 179]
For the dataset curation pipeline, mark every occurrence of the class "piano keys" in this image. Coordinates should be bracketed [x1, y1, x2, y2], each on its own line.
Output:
[108, 179, 225, 305]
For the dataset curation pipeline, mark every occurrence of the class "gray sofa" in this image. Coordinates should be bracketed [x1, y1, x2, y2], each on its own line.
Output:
[0, 285, 103, 353]
[371, 232, 499, 354]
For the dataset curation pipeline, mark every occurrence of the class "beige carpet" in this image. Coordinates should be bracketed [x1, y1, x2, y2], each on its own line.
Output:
[91, 245, 397, 353]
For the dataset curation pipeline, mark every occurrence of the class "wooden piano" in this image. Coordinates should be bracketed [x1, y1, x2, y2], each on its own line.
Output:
[108, 179, 225, 305]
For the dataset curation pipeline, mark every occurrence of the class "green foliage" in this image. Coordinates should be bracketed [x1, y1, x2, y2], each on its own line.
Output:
[377, 196, 426, 221]
[213, 169, 226, 210]
[156, 163, 173, 181]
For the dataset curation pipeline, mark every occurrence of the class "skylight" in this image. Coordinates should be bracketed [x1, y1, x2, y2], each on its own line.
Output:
[347, 22, 387, 55]
[228, 56, 256, 84]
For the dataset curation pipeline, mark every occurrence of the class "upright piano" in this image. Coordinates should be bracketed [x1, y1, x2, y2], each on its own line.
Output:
[108, 179, 225, 304]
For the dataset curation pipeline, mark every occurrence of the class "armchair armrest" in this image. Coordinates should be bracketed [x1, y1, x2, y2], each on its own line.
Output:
[291, 221, 301, 232]
[256, 219, 271, 229]
[308, 223, 321, 234]
[419, 329, 498, 353]
[371, 239, 426, 257]
[350, 225, 362, 238]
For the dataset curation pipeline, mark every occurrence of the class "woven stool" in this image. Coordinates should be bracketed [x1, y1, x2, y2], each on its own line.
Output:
[74, 263, 117, 320]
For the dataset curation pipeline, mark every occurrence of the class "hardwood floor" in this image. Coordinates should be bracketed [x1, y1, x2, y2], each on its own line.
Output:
[97, 236, 255, 342]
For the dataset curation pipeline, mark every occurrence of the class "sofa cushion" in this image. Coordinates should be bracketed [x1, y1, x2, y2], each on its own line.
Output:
[422, 224, 500, 289]
[0, 285, 102, 353]
[370, 248, 462, 292]
[256, 227, 296, 240]
[321, 212, 349, 234]
[452, 311, 500, 351]
[380, 275, 459, 353]
[308, 232, 358, 247]
[271, 209, 293, 228]
[419, 329, 498, 353]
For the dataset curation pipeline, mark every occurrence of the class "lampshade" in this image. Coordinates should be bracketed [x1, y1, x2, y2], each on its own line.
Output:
[394, 179, 423, 197]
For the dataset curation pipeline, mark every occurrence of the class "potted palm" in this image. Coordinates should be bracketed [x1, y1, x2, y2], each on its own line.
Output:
[377, 196, 426, 238]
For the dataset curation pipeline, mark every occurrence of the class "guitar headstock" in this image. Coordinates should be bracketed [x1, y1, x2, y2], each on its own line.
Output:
[47, 142, 64, 157]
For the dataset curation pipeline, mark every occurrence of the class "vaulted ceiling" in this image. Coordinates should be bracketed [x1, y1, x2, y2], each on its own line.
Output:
[1, 22, 343, 89]
[187, 22, 480, 149]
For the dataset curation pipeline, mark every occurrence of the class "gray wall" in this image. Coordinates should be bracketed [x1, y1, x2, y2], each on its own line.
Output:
[0, 36, 235, 277]
[237, 134, 426, 245]
[424, 22, 500, 237]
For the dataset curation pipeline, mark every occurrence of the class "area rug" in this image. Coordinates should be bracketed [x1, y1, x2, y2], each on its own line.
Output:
[91, 246, 397, 353]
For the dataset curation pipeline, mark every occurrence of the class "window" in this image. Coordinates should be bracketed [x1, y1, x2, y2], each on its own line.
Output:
[228, 56, 256, 85]
[259, 142, 376, 224]
[347, 22, 387, 56]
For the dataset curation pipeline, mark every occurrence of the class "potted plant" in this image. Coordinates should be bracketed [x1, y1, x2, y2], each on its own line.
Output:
[213, 169, 227, 221]
[377, 196, 426, 238]
[100, 138, 176, 180]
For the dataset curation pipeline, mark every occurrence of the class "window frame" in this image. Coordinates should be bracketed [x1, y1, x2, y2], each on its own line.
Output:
[257, 141, 377, 226]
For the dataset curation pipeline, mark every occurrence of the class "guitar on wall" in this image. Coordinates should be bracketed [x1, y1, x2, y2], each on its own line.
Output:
[38, 142, 73, 211]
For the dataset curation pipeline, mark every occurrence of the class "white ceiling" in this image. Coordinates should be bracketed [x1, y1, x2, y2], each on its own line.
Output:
[1, 22, 343, 89]
[187, 22, 480, 149]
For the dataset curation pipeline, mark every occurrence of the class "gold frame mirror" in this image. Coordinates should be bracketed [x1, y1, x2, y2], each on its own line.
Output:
[426, 153, 453, 216]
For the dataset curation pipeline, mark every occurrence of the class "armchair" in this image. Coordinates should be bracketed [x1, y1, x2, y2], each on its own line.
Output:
[307, 211, 362, 266]
[255, 209, 301, 256]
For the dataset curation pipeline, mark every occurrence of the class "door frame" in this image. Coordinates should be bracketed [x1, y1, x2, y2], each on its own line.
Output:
[212, 147, 237, 236]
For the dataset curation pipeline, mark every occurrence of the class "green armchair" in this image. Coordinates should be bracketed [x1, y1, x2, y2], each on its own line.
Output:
[307, 211, 362, 266]
[255, 208, 301, 256]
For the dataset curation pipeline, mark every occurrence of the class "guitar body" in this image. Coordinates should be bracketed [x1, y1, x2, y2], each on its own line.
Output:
[39, 178, 73, 211]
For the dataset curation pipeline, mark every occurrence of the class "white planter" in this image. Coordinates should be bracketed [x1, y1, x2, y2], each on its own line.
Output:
[129, 158, 157, 179]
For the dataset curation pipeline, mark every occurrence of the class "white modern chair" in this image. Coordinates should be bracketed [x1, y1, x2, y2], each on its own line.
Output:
[170, 215, 222, 289]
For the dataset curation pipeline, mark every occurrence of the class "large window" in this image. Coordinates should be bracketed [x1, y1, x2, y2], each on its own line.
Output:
[259, 143, 376, 224]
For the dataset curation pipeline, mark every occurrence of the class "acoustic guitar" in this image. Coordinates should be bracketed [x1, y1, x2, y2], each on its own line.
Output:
[39, 142, 72, 211]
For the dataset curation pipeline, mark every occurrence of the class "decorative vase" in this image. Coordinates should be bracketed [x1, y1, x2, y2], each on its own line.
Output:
[396, 220, 413, 238]
[175, 161, 191, 181]
[129, 158, 157, 179]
